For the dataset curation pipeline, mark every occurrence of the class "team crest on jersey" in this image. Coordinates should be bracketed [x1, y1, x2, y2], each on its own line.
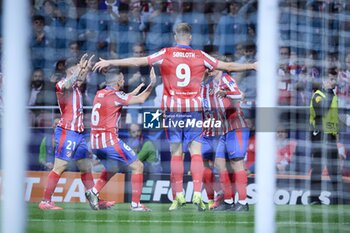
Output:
[66, 151, 72, 158]
[116, 91, 128, 100]
[98, 93, 105, 98]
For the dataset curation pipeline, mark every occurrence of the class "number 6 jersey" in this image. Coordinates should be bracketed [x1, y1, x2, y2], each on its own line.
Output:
[90, 87, 132, 149]
[147, 45, 218, 112]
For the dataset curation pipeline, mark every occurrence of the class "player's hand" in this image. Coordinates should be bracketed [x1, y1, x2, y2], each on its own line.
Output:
[93, 58, 111, 72]
[150, 67, 156, 86]
[86, 54, 95, 70]
[216, 90, 226, 98]
[79, 53, 89, 69]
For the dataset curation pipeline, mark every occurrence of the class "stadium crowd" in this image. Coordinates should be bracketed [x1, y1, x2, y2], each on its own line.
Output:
[7, 0, 348, 177]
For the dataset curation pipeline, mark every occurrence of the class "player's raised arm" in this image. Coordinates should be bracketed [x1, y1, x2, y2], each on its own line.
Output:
[128, 67, 157, 105]
[216, 60, 257, 72]
[93, 57, 149, 72]
[128, 83, 145, 96]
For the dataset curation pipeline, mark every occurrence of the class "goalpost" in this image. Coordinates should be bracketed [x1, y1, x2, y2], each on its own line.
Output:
[255, 0, 279, 232]
[1, 0, 30, 233]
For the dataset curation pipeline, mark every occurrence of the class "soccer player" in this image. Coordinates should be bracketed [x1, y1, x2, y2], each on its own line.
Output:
[93, 23, 256, 211]
[85, 67, 156, 211]
[38, 54, 114, 210]
[206, 69, 250, 212]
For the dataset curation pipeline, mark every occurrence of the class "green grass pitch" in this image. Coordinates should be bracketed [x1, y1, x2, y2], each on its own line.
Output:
[27, 203, 350, 233]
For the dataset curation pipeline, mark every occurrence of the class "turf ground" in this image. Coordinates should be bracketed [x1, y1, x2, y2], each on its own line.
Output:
[27, 203, 350, 233]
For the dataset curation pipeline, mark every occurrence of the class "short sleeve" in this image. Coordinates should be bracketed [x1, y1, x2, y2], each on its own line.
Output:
[200, 51, 218, 71]
[114, 91, 132, 106]
[147, 48, 167, 66]
[56, 80, 65, 93]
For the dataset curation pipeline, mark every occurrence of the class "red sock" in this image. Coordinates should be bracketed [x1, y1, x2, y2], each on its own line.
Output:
[43, 171, 60, 201]
[213, 175, 222, 194]
[81, 172, 94, 190]
[170, 174, 176, 200]
[203, 167, 214, 200]
[94, 169, 115, 193]
[170, 156, 184, 193]
[131, 173, 143, 203]
[190, 154, 204, 192]
[235, 170, 247, 201]
[229, 172, 236, 197]
[220, 171, 233, 200]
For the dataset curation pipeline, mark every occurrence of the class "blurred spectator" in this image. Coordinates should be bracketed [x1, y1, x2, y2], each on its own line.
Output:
[109, 3, 142, 58]
[67, 41, 81, 60]
[235, 42, 257, 102]
[99, 0, 120, 20]
[144, 0, 173, 53]
[125, 43, 154, 123]
[126, 123, 162, 173]
[44, 1, 78, 60]
[174, 0, 210, 50]
[276, 126, 297, 174]
[31, 15, 55, 73]
[38, 118, 60, 170]
[214, 1, 246, 56]
[278, 46, 293, 105]
[78, 0, 110, 58]
[28, 69, 46, 106]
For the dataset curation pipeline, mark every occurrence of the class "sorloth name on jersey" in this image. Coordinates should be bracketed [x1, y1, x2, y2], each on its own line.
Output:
[173, 52, 195, 58]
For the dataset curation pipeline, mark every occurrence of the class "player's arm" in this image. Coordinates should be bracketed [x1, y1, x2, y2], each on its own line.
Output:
[127, 83, 145, 96]
[93, 57, 148, 72]
[216, 60, 257, 72]
[61, 54, 90, 90]
[128, 67, 157, 105]
[217, 75, 244, 100]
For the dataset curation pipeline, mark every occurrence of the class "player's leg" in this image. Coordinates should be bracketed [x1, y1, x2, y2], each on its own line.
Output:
[212, 135, 234, 211]
[128, 159, 151, 211]
[38, 157, 68, 210]
[201, 136, 217, 208]
[309, 132, 323, 204]
[168, 143, 186, 210]
[227, 128, 250, 212]
[166, 113, 186, 210]
[108, 139, 150, 211]
[39, 127, 74, 210]
[189, 140, 206, 211]
[84, 148, 120, 210]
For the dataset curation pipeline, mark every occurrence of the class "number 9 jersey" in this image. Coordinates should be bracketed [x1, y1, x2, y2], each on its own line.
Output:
[147, 45, 218, 112]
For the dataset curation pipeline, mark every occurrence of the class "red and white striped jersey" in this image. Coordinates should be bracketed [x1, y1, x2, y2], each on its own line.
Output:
[90, 87, 132, 149]
[147, 45, 218, 112]
[201, 73, 247, 136]
[56, 79, 84, 133]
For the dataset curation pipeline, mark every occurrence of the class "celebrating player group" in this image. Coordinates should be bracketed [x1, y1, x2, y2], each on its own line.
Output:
[39, 22, 256, 212]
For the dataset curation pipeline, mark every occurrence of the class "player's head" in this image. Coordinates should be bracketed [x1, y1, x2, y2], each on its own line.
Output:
[65, 57, 78, 75]
[323, 67, 337, 90]
[129, 123, 142, 138]
[105, 68, 124, 89]
[174, 23, 192, 45]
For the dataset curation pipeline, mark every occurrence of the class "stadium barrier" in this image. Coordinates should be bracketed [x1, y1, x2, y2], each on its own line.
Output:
[19, 171, 349, 205]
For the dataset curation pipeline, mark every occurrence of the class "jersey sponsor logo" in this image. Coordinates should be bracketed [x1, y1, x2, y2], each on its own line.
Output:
[98, 93, 105, 98]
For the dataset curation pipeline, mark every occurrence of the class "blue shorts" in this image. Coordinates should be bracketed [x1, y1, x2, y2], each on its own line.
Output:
[216, 128, 250, 160]
[92, 139, 138, 171]
[202, 135, 221, 161]
[54, 127, 89, 161]
[165, 112, 203, 145]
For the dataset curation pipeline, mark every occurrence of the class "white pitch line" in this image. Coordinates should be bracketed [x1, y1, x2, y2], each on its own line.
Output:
[28, 219, 350, 225]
